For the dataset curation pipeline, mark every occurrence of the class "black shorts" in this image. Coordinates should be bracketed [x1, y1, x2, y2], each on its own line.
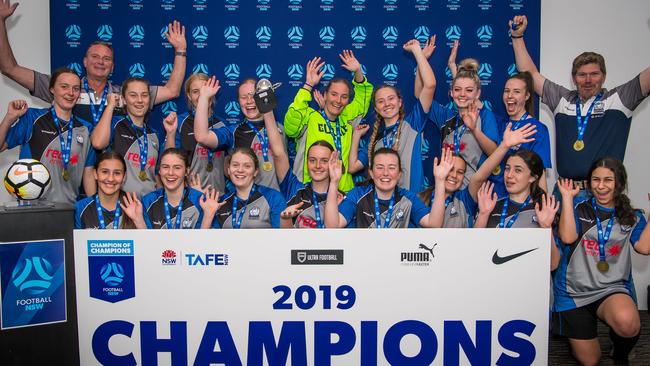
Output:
[553, 292, 627, 340]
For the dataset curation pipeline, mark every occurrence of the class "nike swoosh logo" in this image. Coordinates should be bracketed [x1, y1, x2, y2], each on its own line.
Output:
[492, 248, 538, 265]
[14, 169, 43, 176]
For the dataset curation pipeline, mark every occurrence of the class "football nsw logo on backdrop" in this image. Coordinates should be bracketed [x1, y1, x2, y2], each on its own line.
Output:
[476, 25, 493, 48]
[88, 240, 135, 303]
[0, 240, 66, 330]
[129, 63, 146, 78]
[382, 26, 398, 49]
[445, 25, 461, 47]
[350, 26, 367, 49]
[224, 63, 241, 86]
[287, 64, 304, 86]
[319, 26, 335, 49]
[96, 25, 113, 42]
[193, 25, 208, 48]
[256, 64, 272, 79]
[224, 25, 240, 48]
[65, 24, 81, 47]
[128, 25, 145, 48]
[287, 26, 303, 49]
[256, 26, 272, 48]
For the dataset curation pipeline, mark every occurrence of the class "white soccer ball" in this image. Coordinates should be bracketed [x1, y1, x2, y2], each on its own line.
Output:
[3, 159, 51, 200]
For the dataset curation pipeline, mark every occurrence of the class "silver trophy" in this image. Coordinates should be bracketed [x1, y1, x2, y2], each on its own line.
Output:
[254, 79, 282, 113]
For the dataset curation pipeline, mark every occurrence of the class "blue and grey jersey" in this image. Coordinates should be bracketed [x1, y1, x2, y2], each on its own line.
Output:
[215, 185, 286, 229]
[542, 76, 647, 180]
[554, 201, 647, 312]
[74, 194, 123, 229]
[429, 187, 477, 228]
[485, 197, 539, 228]
[358, 100, 427, 191]
[280, 172, 327, 228]
[141, 188, 209, 229]
[6, 107, 95, 204]
[339, 185, 429, 228]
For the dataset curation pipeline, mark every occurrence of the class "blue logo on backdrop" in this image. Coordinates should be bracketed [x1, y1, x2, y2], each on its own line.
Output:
[478, 0, 493, 10]
[88, 240, 135, 303]
[256, 64, 272, 79]
[193, 26, 208, 42]
[287, 64, 304, 80]
[68, 62, 82, 76]
[321, 0, 333, 4]
[289, 0, 302, 4]
[257, 0, 269, 4]
[413, 26, 430, 43]
[319, 26, 335, 43]
[382, 26, 398, 43]
[287, 26, 303, 43]
[256, 26, 272, 42]
[224, 64, 241, 80]
[445, 67, 453, 79]
[382, 64, 399, 81]
[1, 240, 66, 330]
[65, 24, 81, 41]
[478, 63, 493, 85]
[128, 63, 146, 77]
[97, 25, 113, 42]
[128, 25, 145, 42]
[322, 64, 335, 81]
[320, 0, 334, 11]
[193, 63, 209, 75]
[162, 101, 177, 115]
[477, 25, 493, 43]
[224, 26, 240, 42]
[351, 26, 367, 43]
[225, 0, 238, 4]
[445, 25, 461, 43]
[160, 63, 173, 79]
[353, 0, 365, 4]
[507, 63, 517, 76]
[384, 0, 398, 11]
[483, 100, 494, 111]
[225, 101, 240, 118]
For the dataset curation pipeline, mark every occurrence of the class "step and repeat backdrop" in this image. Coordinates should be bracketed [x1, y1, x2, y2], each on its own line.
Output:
[51, 0, 540, 187]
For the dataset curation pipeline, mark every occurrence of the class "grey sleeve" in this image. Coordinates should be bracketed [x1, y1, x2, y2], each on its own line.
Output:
[614, 75, 646, 111]
[541, 79, 569, 111]
[149, 85, 159, 110]
[31, 70, 54, 103]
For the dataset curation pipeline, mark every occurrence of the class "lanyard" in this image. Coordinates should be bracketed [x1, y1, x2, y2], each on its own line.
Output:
[245, 120, 270, 163]
[373, 189, 395, 228]
[126, 115, 149, 173]
[452, 115, 466, 155]
[511, 112, 529, 131]
[50, 107, 73, 171]
[163, 188, 185, 229]
[232, 185, 257, 229]
[382, 121, 400, 149]
[575, 92, 603, 142]
[311, 187, 324, 229]
[444, 194, 455, 209]
[94, 194, 121, 229]
[83, 78, 108, 125]
[320, 111, 342, 159]
[498, 196, 531, 228]
[592, 198, 615, 263]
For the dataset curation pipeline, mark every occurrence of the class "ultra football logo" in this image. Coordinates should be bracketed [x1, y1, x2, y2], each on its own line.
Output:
[88, 240, 135, 303]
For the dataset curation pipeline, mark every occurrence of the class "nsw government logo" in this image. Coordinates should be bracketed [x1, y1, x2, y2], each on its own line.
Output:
[383, 0, 398, 12]
[224, 63, 241, 87]
[160, 0, 175, 11]
[224, 25, 240, 48]
[287, 26, 303, 49]
[256, 26, 272, 49]
[287, 64, 304, 86]
[476, 25, 493, 48]
[129, 63, 146, 78]
[319, 26, 335, 49]
[88, 240, 135, 303]
[350, 26, 367, 49]
[445, 25, 461, 47]
[65, 24, 81, 48]
[291, 249, 344, 265]
[97, 25, 113, 42]
[401, 243, 437, 266]
[225, 0, 239, 11]
[193, 25, 208, 48]
[0, 240, 66, 330]
[352, 0, 366, 11]
[382, 26, 398, 49]
[128, 25, 145, 48]
[161, 249, 177, 265]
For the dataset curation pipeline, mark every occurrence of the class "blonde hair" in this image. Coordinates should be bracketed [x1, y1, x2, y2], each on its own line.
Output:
[452, 58, 481, 91]
[184, 73, 214, 116]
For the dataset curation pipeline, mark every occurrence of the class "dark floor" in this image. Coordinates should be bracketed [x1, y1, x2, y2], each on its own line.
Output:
[549, 311, 650, 365]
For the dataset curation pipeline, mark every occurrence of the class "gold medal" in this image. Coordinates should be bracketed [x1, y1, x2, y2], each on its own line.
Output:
[573, 140, 585, 151]
[206, 162, 214, 172]
[138, 170, 148, 181]
[492, 165, 501, 176]
[262, 161, 273, 172]
[61, 169, 70, 181]
[597, 260, 609, 273]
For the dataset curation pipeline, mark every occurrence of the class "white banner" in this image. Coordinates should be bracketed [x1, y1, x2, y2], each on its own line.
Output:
[74, 229, 550, 365]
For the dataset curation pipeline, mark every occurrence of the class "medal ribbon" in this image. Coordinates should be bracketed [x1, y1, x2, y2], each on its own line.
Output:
[498, 196, 532, 228]
[245, 120, 270, 163]
[126, 115, 149, 174]
[373, 189, 395, 228]
[320, 111, 342, 160]
[382, 121, 400, 149]
[94, 194, 121, 229]
[50, 107, 73, 172]
[452, 115, 466, 155]
[232, 185, 257, 229]
[83, 78, 108, 125]
[163, 188, 185, 229]
[591, 198, 615, 264]
[311, 187, 324, 229]
[575, 92, 603, 143]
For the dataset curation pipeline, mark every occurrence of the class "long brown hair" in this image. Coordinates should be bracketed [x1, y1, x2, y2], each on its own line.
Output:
[94, 151, 135, 229]
[588, 157, 636, 227]
[368, 85, 405, 164]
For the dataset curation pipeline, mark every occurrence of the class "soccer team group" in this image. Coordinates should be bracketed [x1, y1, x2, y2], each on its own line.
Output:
[0, 2, 650, 363]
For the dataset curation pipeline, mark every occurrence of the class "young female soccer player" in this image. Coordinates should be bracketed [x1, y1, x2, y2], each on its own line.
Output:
[284, 50, 373, 192]
[91, 77, 163, 197]
[555, 158, 650, 365]
[121, 148, 220, 229]
[347, 38, 435, 192]
[0, 67, 96, 204]
[213, 147, 286, 229]
[75, 152, 134, 229]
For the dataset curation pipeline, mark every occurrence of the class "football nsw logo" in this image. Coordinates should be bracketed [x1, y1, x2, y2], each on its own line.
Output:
[224, 63, 240, 86]
[256, 64, 272, 79]
[319, 26, 335, 49]
[160, 63, 173, 80]
[100, 262, 125, 286]
[287, 26, 303, 48]
[476, 25, 493, 47]
[129, 63, 146, 78]
[224, 25, 240, 48]
[12, 257, 54, 295]
[88, 240, 135, 303]
[445, 25, 461, 46]
[65, 24, 81, 47]
[413, 26, 430, 44]
[256, 26, 272, 48]
[225, 101, 241, 118]
[382, 64, 399, 82]
[287, 64, 304, 86]
[193, 63, 209, 75]
[382, 26, 398, 48]
[129, 25, 145, 48]
[97, 25, 113, 42]
[351, 26, 366, 48]
[193, 25, 208, 48]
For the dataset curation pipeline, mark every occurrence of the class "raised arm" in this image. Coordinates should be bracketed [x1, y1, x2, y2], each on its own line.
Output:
[340, 50, 373, 116]
[413, 35, 437, 101]
[324, 151, 348, 228]
[631, 194, 650, 254]
[447, 40, 459, 78]
[284, 57, 323, 138]
[461, 100, 497, 155]
[405, 37, 436, 112]
[509, 15, 546, 97]
[639, 67, 650, 97]
[162, 111, 177, 149]
[0, 99, 27, 149]
[0, 1, 35, 92]
[347, 124, 369, 174]
[193, 76, 221, 149]
[90, 92, 118, 149]
[153, 20, 186, 104]
[557, 179, 580, 244]
[425, 148, 454, 228]
[263, 110, 289, 183]
[474, 181, 498, 228]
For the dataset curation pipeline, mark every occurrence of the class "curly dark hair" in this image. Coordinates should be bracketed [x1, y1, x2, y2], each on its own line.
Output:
[588, 157, 637, 227]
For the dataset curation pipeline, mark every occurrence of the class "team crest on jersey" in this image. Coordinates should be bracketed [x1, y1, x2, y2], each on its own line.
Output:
[593, 101, 605, 115]
[449, 205, 458, 217]
[394, 209, 405, 222]
[249, 206, 260, 218]
[76, 135, 84, 144]
[182, 218, 192, 229]
[620, 225, 632, 233]
[532, 215, 538, 224]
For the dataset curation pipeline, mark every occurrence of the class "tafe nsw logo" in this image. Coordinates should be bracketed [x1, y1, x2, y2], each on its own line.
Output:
[12, 257, 54, 295]
[185, 253, 229, 266]
[97, 25, 113, 42]
[401, 243, 437, 266]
